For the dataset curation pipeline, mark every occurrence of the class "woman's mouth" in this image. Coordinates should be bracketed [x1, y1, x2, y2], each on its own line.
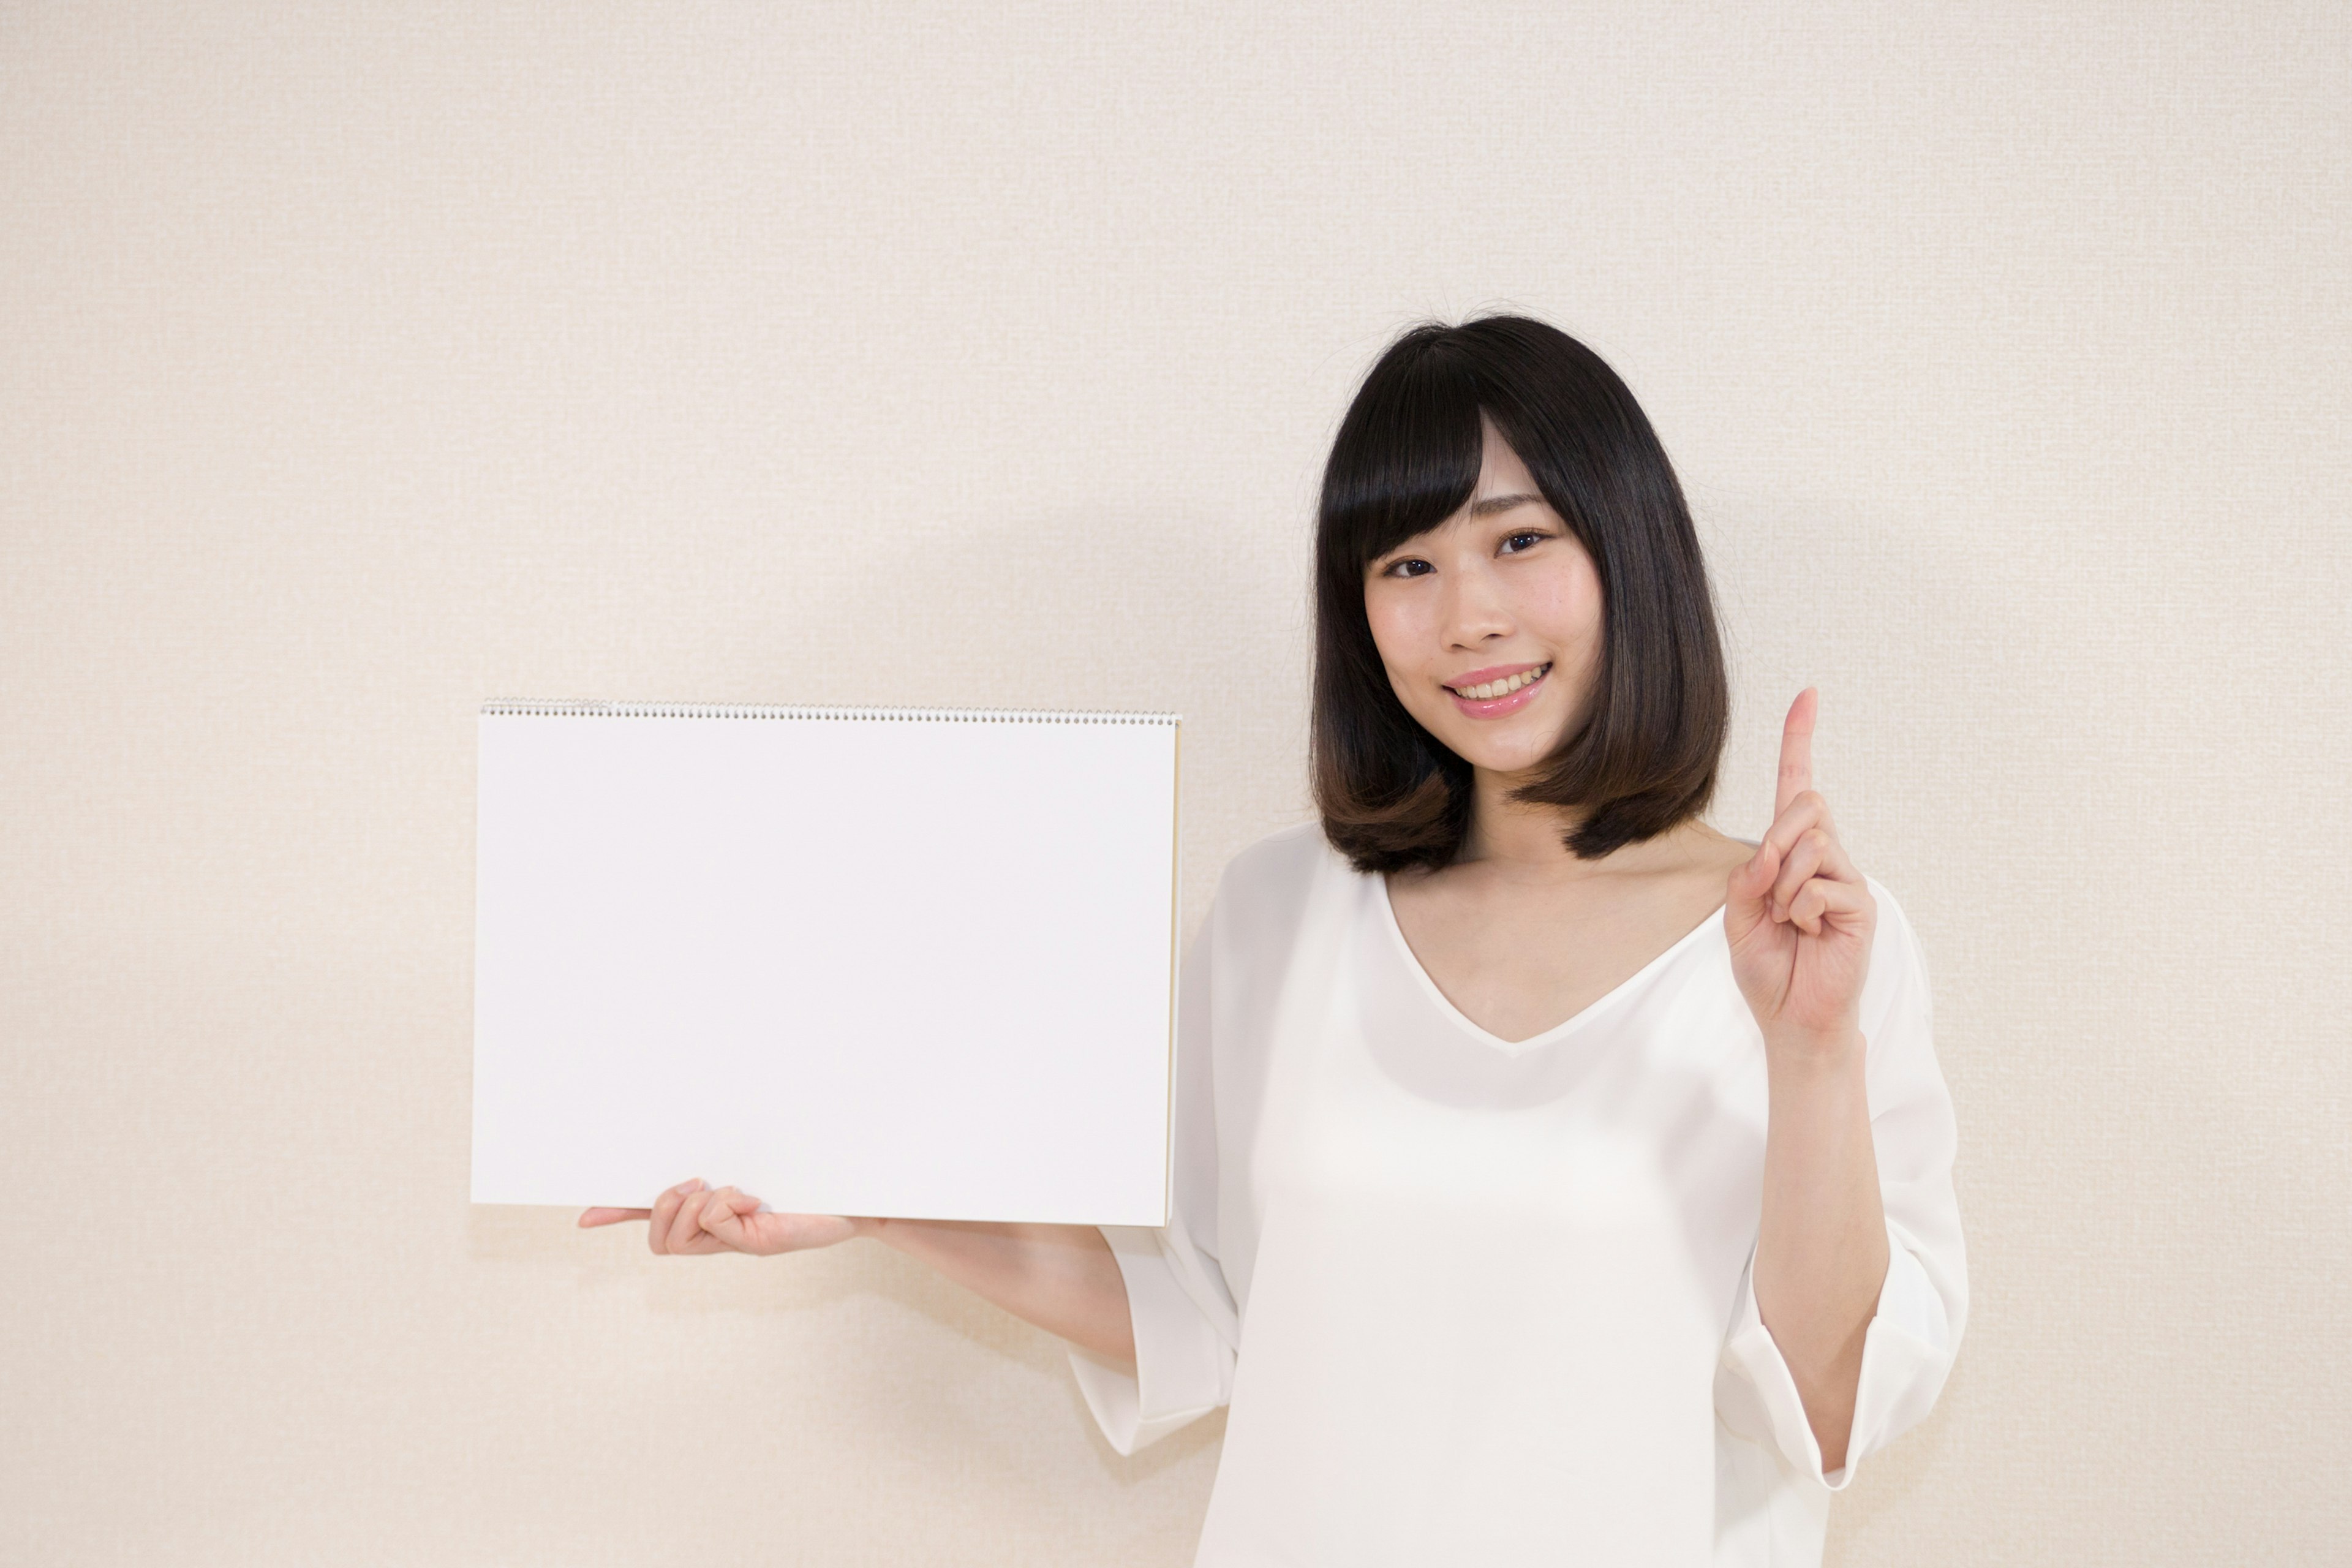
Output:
[1443, 662, 1551, 717]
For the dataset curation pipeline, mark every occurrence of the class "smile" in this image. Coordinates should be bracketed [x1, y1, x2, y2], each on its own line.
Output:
[1443, 662, 1550, 701]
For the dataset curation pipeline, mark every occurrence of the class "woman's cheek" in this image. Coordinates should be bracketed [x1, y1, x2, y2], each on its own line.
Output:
[1364, 598, 1430, 683]
[1526, 573, 1596, 643]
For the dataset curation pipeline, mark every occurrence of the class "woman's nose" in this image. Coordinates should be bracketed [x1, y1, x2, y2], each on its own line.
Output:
[1439, 566, 1513, 646]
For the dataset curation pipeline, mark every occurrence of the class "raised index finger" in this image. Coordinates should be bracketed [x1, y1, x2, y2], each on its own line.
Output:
[1776, 687, 1819, 818]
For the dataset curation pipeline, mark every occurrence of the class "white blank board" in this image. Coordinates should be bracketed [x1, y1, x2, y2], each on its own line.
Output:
[470, 703, 1180, 1224]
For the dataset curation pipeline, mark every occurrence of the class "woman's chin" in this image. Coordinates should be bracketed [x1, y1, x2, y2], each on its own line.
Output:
[1412, 701, 1574, 779]
[1445, 739, 1559, 780]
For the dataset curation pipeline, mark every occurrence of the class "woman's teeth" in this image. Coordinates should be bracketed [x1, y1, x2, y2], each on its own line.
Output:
[1448, 663, 1550, 701]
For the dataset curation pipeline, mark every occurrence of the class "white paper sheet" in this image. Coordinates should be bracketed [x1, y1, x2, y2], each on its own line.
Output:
[470, 703, 1179, 1224]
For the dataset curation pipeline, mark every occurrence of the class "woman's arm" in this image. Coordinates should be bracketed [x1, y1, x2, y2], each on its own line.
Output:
[870, 1218, 1137, 1368]
[1751, 1036, 1887, 1473]
[1722, 690, 1892, 1472]
[580, 1183, 1136, 1369]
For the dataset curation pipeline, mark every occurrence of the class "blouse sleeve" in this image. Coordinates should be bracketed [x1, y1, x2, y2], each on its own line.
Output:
[1712, 875, 1969, 1491]
[1065, 891, 1241, 1456]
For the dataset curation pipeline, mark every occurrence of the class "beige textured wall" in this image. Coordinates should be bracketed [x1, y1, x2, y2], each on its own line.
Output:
[5, 3, 2345, 1562]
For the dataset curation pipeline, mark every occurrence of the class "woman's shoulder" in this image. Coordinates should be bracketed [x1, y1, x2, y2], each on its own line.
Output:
[1858, 872, 1927, 964]
[1191, 820, 1357, 1039]
[1202, 818, 1353, 943]
[1221, 816, 1340, 889]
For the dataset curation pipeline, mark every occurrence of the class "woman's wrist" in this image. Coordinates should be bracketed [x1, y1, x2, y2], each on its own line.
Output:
[1763, 1022, 1866, 1077]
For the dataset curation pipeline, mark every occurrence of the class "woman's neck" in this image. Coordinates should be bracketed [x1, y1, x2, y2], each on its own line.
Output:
[1456, 766, 1724, 884]
[1453, 765, 1589, 878]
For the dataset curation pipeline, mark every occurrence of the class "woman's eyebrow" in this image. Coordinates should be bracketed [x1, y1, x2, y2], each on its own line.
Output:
[1470, 492, 1542, 517]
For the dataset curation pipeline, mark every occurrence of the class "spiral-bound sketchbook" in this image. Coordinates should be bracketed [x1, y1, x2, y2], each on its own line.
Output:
[470, 701, 1181, 1225]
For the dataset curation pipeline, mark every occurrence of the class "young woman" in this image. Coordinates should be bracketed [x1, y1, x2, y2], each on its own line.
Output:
[581, 315, 1967, 1566]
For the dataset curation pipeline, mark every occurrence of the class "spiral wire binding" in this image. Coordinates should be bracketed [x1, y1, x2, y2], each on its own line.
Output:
[481, 700, 1178, 726]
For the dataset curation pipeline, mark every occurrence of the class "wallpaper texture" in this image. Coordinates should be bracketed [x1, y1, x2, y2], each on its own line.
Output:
[4, 3, 2345, 1563]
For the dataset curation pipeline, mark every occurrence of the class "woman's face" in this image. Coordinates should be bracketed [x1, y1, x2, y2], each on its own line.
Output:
[1362, 414, 1604, 778]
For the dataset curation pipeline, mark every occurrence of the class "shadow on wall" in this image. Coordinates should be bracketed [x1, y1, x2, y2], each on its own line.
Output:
[465, 1200, 1227, 1482]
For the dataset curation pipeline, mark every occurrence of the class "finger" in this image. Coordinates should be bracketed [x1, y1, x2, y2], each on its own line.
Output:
[1757, 790, 1834, 870]
[648, 1178, 702, 1256]
[1814, 821, 1860, 886]
[665, 1187, 719, 1255]
[578, 1207, 652, 1228]
[1788, 873, 1874, 938]
[1770, 828, 1834, 921]
[667, 1187, 745, 1256]
[1727, 832, 1780, 918]
[728, 1200, 796, 1254]
[680, 1191, 749, 1257]
[699, 1188, 764, 1252]
[1775, 687, 1819, 818]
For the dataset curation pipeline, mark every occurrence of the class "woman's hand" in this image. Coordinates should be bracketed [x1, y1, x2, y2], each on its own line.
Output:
[578, 1179, 880, 1256]
[1724, 688, 1877, 1055]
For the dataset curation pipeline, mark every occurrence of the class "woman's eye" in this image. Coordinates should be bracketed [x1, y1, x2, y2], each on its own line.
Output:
[1502, 531, 1545, 553]
[1384, 559, 1431, 578]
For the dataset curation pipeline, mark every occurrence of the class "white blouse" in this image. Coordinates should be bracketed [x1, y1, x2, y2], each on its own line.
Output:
[1066, 820, 1967, 1567]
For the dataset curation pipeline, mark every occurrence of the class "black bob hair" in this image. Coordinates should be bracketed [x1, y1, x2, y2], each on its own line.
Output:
[1310, 314, 1730, 875]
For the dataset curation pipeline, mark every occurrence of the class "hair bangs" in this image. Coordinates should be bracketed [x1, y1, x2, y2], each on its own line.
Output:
[1319, 330, 1489, 570]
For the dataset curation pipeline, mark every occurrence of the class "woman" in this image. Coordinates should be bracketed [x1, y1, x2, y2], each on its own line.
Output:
[581, 314, 1967, 1566]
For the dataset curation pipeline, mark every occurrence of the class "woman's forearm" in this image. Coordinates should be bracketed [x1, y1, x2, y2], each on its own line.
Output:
[869, 1219, 1137, 1369]
[1752, 1027, 1889, 1474]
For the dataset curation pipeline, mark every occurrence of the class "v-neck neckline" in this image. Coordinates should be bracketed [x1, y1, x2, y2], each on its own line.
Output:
[1372, 870, 1728, 1057]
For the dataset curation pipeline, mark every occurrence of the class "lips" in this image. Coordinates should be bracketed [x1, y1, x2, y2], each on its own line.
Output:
[1442, 662, 1551, 701]
[1442, 662, 1552, 718]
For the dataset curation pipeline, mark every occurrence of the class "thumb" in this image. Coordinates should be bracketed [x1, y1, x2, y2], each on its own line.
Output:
[698, 1188, 763, 1243]
[1722, 839, 1785, 952]
[1727, 838, 1777, 914]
